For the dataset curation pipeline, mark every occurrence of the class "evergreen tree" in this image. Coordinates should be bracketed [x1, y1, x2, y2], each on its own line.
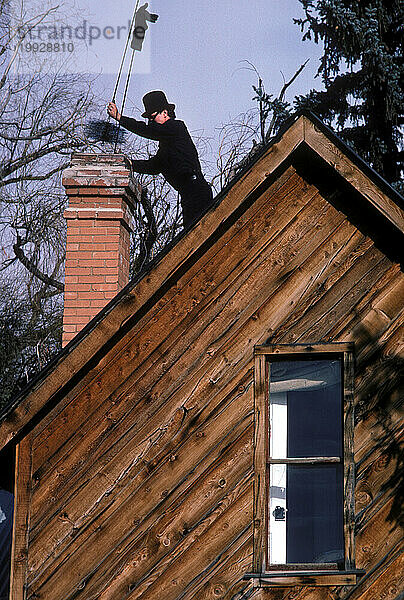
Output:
[294, 0, 403, 191]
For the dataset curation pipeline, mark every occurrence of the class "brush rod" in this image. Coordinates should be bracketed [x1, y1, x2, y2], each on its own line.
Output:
[114, 49, 136, 152]
[112, 0, 141, 103]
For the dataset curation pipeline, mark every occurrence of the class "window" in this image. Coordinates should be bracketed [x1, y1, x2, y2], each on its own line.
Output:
[0, 489, 14, 600]
[251, 344, 360, 587]
[0, 443, 15, 600]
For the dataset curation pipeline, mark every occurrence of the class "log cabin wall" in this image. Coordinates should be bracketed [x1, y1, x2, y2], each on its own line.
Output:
[12, 164, 403, 600]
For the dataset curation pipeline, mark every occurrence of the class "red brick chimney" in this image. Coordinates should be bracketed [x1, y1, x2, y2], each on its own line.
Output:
[62, 153, 140, 347]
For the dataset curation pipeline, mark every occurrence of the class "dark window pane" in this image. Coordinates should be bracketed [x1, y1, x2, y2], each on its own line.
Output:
[286, 465, 344, 564]
[270, 360, 342, 458]
[0, 490, 14, 600]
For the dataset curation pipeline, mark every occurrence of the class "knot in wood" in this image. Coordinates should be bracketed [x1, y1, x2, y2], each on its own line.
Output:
[18, 548, 28, 560]
[355, 490, 372, 505]
[375, 455, 389, 470]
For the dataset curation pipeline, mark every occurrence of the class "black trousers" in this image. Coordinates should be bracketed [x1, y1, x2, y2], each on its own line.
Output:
[178, 174, 213, 228]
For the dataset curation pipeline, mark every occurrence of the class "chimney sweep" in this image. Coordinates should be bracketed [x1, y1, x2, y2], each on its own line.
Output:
[107, 91, 213, 228]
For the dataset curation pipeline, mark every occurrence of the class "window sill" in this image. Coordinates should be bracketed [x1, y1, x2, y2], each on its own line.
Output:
[243, 570, 365, 587]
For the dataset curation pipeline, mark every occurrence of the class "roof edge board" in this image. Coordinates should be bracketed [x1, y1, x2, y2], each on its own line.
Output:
[303, 117, 404, 234]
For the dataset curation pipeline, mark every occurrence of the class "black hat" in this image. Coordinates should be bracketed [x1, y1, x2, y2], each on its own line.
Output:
[141, 90, 175, 118]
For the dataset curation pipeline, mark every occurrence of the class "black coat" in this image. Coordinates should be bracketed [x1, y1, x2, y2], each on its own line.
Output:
[119, 116, 203, 191]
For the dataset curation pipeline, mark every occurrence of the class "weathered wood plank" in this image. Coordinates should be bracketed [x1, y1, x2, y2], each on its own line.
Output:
[343, 544, 403, 600]
[184, 533, 252, 600]
[65, 427, 254, 600]
[273, 233, 374, 342]
[123, 484, 252, 600]
[354, 416, 402, 467]
[355, 484, 400, 536]
[355, 498, 402, 571]
[28, 364, 253, 563]
[253, 353, 267, 573]
[327, 266, 403, 345]
[121, 481, 252, 600]
[292, 249, 390, 342]
[255, 343, 354, 355]
[320, 269, 401, 346]
[344, 350, 355, 570]
[257, 574, 356, 587]
[355, 433, 402, 513]
[28, 379, 254, 596]
[354, 309, 404, 369]
[349, 266, 403, 327]
[252, 587, 334, 599]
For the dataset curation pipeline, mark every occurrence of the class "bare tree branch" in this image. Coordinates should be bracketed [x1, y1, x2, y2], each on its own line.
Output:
[266, 59, 310, 139]
[279, 62, 309, 101]
[0, 162, 71, 187]
[12, 236, 64, 291]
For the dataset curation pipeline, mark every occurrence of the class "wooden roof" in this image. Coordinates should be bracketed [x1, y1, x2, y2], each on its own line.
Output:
[1, 111, 403, 450]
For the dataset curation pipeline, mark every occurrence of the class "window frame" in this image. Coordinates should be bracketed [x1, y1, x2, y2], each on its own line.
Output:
[252, 343, 357, 586]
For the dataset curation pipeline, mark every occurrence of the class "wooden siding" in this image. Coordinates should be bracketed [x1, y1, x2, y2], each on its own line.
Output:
[13, 166, 403, 600]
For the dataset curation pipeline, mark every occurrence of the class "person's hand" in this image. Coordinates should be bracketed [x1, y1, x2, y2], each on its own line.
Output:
[107, 102, 121, 121]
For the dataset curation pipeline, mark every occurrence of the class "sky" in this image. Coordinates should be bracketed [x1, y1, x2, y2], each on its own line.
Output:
[13, 0, 325, 164]
[95, 0, 324, 135]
